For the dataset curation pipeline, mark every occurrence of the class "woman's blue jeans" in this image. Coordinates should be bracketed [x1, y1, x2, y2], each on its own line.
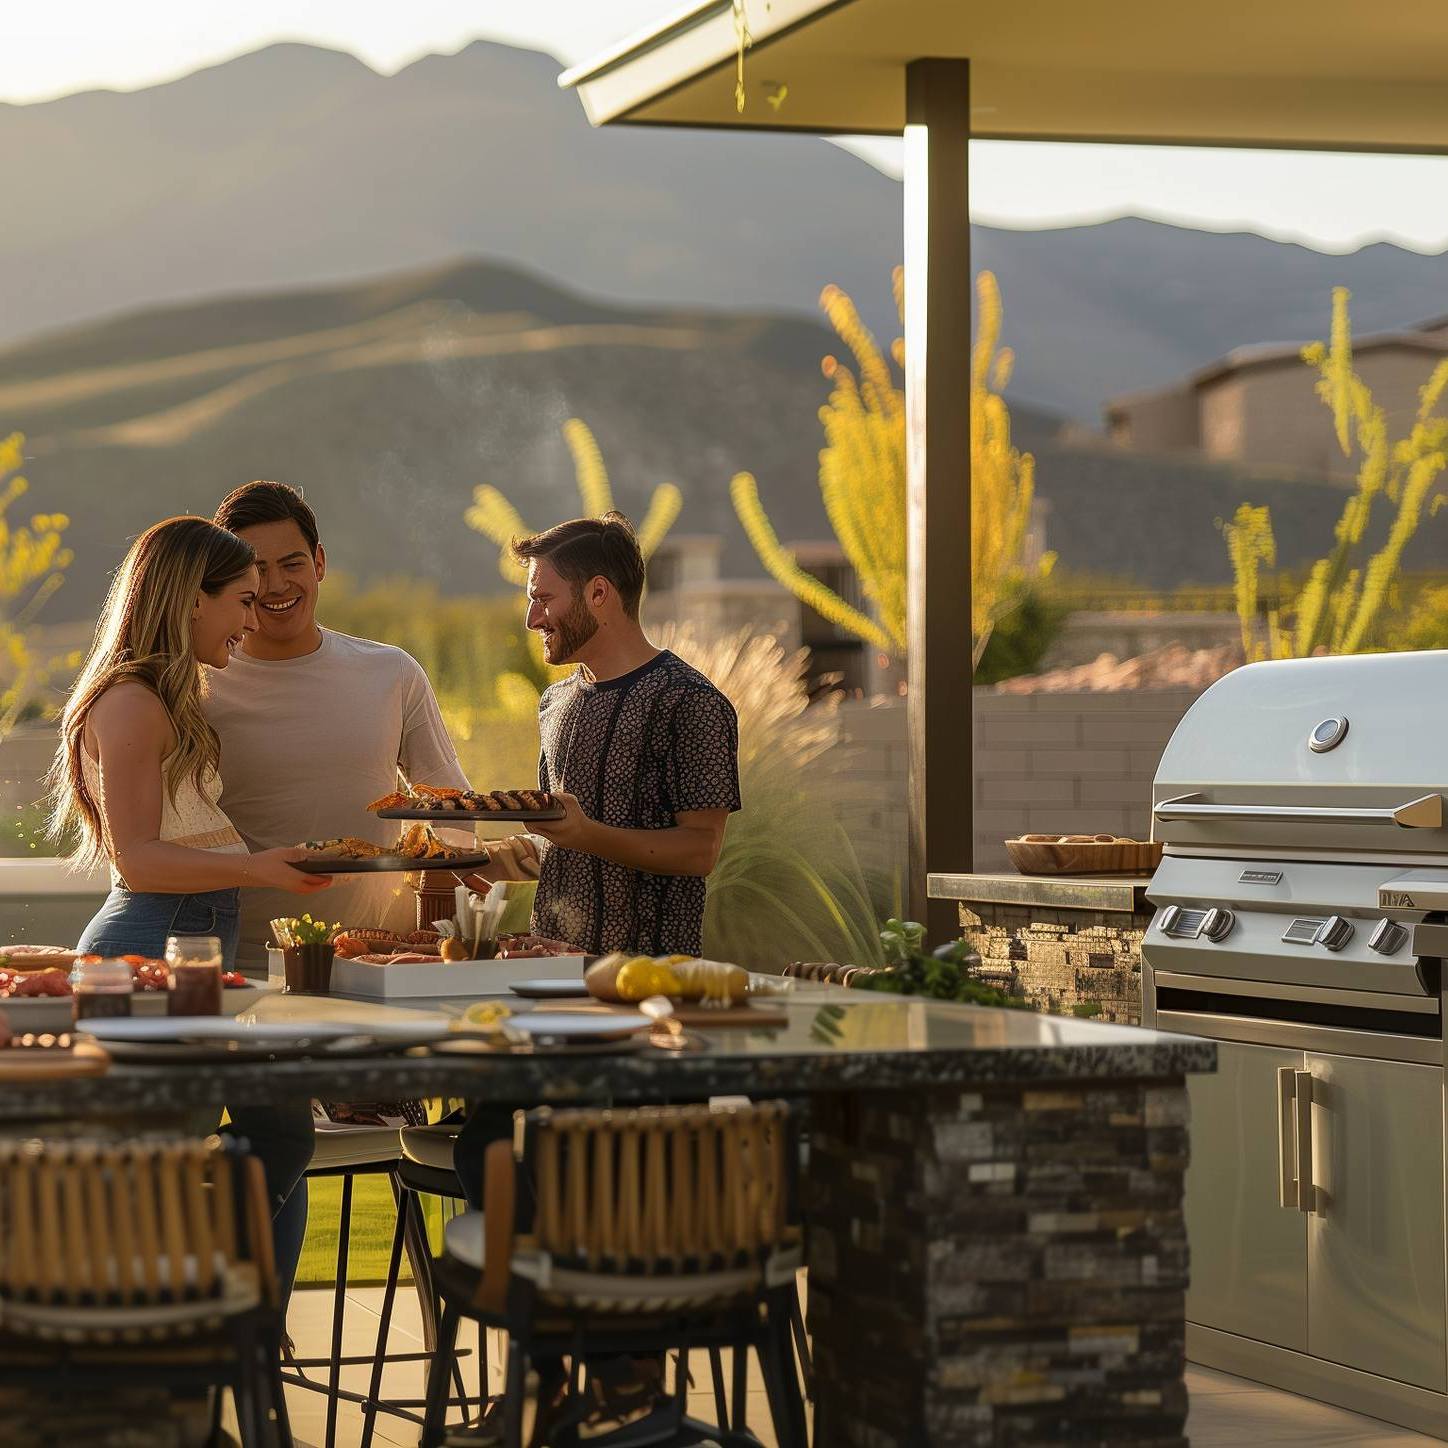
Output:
[77, 885, 313, 1308]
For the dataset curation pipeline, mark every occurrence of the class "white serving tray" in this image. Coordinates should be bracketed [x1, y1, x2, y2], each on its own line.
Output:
[0, 979, 280, 1033]
[329, 954, 589, 1001]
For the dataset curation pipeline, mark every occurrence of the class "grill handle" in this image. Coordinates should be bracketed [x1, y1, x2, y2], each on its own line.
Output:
[1276, 1067, 1297, 1209]
[1294, 1069, 1319, 1215]
[1155, 793, 1443, 830]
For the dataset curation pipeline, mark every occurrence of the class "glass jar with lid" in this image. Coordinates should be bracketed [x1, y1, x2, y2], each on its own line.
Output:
[69, 956, 134, 1021]
[165, 934, 223, 1016]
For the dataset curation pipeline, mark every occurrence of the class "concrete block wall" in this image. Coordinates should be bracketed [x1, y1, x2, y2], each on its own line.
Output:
[833, 687, 1204, 885]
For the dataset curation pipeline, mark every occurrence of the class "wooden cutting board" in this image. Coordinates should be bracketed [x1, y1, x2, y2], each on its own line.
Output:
[0, 1040, 110, 1081]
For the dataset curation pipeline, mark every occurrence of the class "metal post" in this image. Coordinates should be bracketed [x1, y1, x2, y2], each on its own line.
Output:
[904, 58, 973, 937]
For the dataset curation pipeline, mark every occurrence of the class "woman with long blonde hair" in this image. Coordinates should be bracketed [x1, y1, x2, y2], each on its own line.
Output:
[50, 516, 329, 1314]
[51, 515, 328, 956]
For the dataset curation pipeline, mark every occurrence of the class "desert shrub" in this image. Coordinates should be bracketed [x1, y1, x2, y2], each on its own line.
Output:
[656, 627, 884, 973]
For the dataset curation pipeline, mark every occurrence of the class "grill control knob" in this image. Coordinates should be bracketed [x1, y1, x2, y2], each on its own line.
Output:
[1369, 919, 1408, 956]
[1316, 915, 1355, 952]
[1201, 907, 1236, 942]
[1156, 905, 1182, 935]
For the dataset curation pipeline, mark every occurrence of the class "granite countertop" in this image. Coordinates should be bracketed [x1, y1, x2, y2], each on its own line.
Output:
[928, 871, 1155, 912]
[0, 995, 1214, 1123]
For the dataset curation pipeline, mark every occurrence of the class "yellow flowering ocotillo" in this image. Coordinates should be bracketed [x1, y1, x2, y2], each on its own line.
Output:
[465, 417, 682, 586]
[1224, 288, 1448, 660]
[1, 432, 76, 738]
[463, 416, 684, 703]
[732, 270, 1049, 667]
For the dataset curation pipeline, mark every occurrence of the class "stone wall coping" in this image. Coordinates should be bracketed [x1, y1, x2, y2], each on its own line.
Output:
[929, 870, 1154, 913]
[0, 856, 107, 897]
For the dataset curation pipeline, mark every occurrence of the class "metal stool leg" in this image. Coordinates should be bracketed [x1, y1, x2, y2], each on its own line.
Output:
[420, 1301, 462, 1448]
[501, 1338, 526, 1448]
[359, 1174, 410, 1448]
[790, 1278, 814, 1401]
[730, 1342, 749, 1431]
[709, 1347, 730, 1428]
[324, 1172, 353, 1448]
[400, 1183, 439, 1348]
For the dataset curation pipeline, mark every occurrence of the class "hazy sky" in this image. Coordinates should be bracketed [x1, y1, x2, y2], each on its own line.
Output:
[6, 0, 1448, 254]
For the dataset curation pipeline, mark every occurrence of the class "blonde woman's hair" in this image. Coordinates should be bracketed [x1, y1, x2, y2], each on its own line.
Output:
[48, 516, 255, 870]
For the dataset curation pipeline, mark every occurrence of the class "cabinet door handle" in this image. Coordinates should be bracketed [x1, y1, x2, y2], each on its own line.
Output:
[1294, 1069, 1318, 1214]
[1276, 1067, 1298, 1209]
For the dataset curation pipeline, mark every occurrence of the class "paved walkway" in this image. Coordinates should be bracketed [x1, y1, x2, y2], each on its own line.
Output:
[278, 1287, 1444, 1445]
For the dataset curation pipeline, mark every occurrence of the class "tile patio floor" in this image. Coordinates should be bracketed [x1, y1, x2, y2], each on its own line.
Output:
[273, 1287, 1446, 1446]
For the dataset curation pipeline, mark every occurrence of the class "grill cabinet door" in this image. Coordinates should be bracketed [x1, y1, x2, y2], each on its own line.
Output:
[1185, 1040, 1307, 1350]
[1306, 1053, 1446, 1391]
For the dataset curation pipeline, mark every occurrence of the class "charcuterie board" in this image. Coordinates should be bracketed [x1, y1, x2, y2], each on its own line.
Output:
[0, 1037, 109, 1080]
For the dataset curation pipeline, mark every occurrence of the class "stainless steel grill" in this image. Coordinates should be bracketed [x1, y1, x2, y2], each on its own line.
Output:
[1142, 650, 1448, 1435]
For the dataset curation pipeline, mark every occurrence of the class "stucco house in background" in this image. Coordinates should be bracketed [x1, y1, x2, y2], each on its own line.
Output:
[1106, 312, 1448, 476]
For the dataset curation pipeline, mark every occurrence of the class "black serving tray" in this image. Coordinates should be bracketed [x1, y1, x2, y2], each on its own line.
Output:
[293, 851, 493, 875]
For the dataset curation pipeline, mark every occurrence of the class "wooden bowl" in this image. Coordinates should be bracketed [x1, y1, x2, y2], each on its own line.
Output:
[1005, 835, 1163, 876]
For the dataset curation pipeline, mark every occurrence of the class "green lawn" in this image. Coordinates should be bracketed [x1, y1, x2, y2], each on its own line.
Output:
[298, 1173, 456, 1286]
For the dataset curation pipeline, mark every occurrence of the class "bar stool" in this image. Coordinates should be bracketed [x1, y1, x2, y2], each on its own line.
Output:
[420, 1101, 808, 1448]
[359, 1120, 496, 1445]
[0, 1136, 291, 1447]
[283, 1125, 476, 1448]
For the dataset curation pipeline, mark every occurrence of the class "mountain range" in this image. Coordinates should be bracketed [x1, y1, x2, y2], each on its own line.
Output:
[3, 40, 1446, 423]
[3, 38, 1447, 616]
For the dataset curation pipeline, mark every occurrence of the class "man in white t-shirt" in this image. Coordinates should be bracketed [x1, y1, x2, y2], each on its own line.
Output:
[202, 481, 469, 1316]
[206, 480, 470, 971]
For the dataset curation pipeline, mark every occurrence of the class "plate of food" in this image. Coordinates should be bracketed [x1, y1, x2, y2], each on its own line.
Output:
[82, 1013, 451, 1046]
[371, 785, 566, 823]
[503, 1010, 652, 1043]
[508, 978, 589, 999]
[295, 824, 491, 875]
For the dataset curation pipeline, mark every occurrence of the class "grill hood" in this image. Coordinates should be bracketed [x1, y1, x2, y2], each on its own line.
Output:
[1153, 650, 1448, 861]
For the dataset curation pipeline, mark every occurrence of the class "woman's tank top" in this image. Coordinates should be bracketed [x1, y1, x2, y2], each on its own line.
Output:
[81, 747, 248, 882]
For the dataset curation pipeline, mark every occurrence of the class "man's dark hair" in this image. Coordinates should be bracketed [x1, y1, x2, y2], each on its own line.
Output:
[214, 480, 320, 555]
[512, 512, 646, 618]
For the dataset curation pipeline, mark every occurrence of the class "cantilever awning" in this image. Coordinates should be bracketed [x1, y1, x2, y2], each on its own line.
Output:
[560, 0, 1448, 152]
[560, 0, 1448, 930]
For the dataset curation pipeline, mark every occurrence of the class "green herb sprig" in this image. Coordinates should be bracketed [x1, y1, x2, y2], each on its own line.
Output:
[854, 920, 1028, 1009]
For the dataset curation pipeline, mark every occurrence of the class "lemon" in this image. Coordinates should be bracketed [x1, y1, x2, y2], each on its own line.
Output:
[614, 960, 657, 1002]
[648, 963, 683, 997]
[660, 954, 693, 967]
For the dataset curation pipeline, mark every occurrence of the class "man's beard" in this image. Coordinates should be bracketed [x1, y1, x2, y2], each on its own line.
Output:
[544, 595, 599, 663]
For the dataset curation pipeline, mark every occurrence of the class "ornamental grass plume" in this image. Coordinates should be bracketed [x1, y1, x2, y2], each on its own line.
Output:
[658, 624, 885, 973]
[732, 269, 1050, 669]
[1224, 288, 1448, 661]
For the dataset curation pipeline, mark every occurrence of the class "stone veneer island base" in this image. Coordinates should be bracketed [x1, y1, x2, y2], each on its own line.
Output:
[808, 1077, 1190, 1447]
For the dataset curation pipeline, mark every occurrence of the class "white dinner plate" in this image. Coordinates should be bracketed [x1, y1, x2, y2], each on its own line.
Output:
[508, 979, 590, 999]
[507, 1011, 651, 1042]
[82, 1015, 449, 1045]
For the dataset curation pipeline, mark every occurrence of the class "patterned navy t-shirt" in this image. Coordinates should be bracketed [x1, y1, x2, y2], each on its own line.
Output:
[530, 650, 741, 956]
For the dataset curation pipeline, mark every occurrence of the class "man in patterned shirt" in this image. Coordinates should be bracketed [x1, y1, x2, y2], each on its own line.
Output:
[488, 511, 741, 956]
[452, 515, 740, 1435]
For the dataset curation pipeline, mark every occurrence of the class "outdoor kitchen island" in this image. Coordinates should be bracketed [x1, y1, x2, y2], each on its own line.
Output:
[1, 992, 1212, 1447]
